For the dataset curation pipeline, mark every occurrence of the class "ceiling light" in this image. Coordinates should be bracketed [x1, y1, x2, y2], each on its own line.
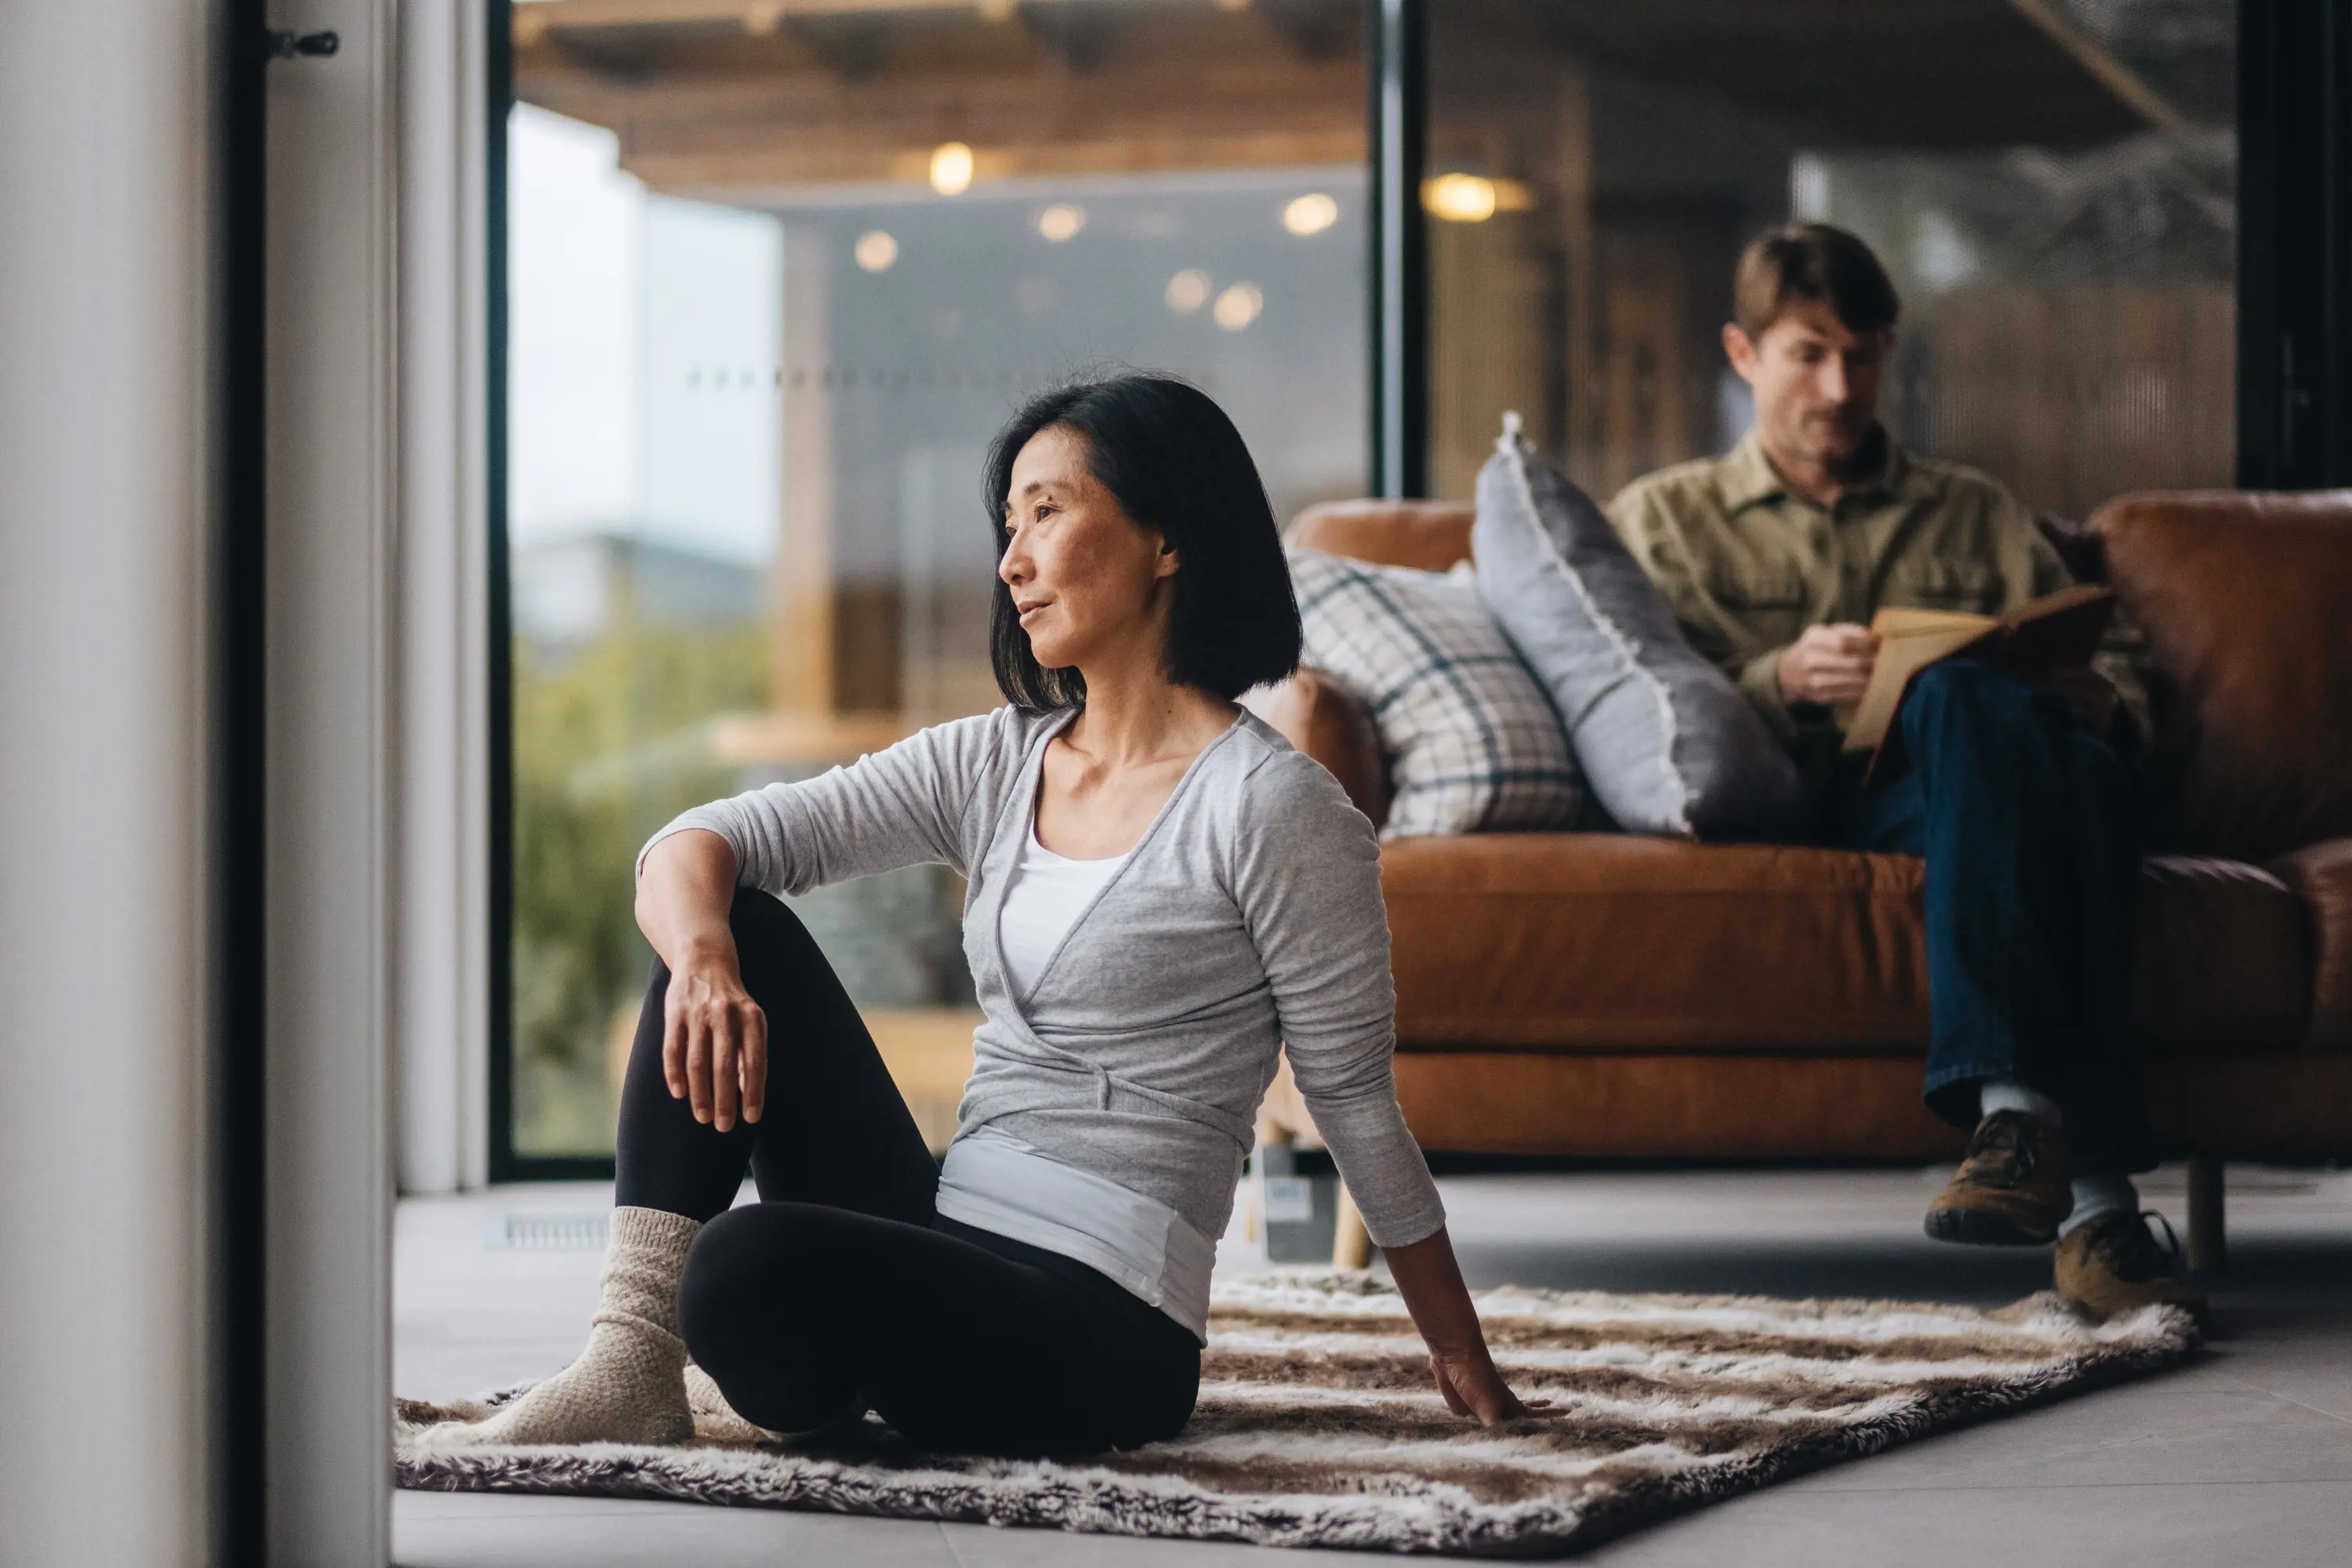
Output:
[855, 230, 898, 271]
[1164, 269, 1211, 314]
[1490, 179, 1537, 212]
[929, 142, 975, 197]
[1282, 192, 1338, 236]
[1212, 281, 1262, 331]
[1423, 173, 1497, 223]
[1036, 203, 1085, 242]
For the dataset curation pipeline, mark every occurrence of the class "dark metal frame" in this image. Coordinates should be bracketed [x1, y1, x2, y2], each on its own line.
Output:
[219, 2, 270, 1552]
[1368, 0, 1428, 499]
[486, 0, 524, 1180]
[2238, 0, 2352, 488]
[485, 0, 612, 1181]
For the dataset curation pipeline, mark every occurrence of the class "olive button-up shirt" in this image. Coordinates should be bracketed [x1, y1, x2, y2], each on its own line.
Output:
[1603, 429, 2139, 773]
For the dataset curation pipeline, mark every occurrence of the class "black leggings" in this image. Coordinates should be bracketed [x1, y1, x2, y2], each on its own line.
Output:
[618, 890, 1200, 1457]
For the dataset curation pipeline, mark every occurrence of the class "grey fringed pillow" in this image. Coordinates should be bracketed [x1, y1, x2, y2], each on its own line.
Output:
[1471, 415, 1808, 842]
[1288, 545, 1583, 840]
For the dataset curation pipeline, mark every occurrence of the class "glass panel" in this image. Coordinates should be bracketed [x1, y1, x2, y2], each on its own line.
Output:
[504, 0, 1369, 1160]
[1427, 0, 2236, 516]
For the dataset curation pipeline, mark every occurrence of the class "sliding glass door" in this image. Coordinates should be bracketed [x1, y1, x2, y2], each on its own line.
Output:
[492, 0, 2267, 1175]
[494, 0, 1369, 1169]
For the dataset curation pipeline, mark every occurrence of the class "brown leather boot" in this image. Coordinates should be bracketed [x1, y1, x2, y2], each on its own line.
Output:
[1925, 1110, 2073, 1245]
[2055, 1210, 2208, 1322]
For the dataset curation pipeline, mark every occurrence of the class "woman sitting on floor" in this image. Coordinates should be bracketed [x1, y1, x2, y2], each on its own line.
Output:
[434, 373, 1540, 1457]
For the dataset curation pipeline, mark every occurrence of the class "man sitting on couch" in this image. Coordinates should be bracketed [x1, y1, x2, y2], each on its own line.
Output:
[1606, 222, 2198, 1319]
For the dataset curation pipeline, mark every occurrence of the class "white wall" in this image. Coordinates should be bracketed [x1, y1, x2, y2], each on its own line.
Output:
[0, 3, 220, 1563]
[267, 1, 397, 1559]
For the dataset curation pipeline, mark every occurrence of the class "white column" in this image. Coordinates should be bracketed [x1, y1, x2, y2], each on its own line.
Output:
[0, 4, 220, 1565]
[267, 1, 398, 1560]
[397, 0, 493, 1196]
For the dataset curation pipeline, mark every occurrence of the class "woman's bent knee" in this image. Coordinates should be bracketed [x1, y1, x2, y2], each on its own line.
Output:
[677, 1206, 778, 1362]
[677, 1203, 850, 1361]
[726, 887, 817, 959]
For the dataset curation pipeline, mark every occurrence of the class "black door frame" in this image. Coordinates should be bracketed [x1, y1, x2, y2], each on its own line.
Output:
[485, 0, 610, 1182]
[1369, 0, 1428, 499]
[2238, 0, 2352, 488]
[220, 1, 270, 1555]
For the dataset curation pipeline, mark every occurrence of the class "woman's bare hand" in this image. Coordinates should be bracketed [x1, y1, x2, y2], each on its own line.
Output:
[663, 946, 768, 1131]
[637, 829, 766, 1133]
[1429, 1344, 1551, 1425]
[1777, 623, 1879, 707]
[1382, 1225, 1553, 1426]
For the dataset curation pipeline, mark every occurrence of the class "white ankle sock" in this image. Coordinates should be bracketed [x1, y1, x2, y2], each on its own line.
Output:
[1979, 1080, 2063, 1128]
[2060, 1174, 2140, 1238]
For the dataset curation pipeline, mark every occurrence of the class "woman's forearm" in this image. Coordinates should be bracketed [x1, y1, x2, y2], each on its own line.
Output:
[635, 829, 743, 974]
[1384, 1225, 1539, 1424]
[1381, 1225, 1485, 1352]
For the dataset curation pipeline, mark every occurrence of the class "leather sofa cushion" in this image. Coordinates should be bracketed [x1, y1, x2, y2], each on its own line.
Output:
[1381, 835, 2311, 1057]
[1290, 499, 1474, 573]
[2095, 490, 2352, 861]
[2272, 837, 2352, 1051]
[1381, 1051, 2352, 1162]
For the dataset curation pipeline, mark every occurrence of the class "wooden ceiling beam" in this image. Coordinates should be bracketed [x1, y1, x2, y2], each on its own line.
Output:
[568, 53, 1363, 189]
[1018, 0, 1123, 73]
[627, 126, 1363, 194]
[517, 0, 1094, 32]
[1252, 0, 1357, 64]
[782, 12, 892, 79]
[523, 45, 1355, 123]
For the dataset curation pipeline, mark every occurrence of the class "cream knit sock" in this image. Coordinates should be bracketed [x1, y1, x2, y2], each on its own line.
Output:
[684, 1363, 783, 1444]
[425, 1207, 700, 1448]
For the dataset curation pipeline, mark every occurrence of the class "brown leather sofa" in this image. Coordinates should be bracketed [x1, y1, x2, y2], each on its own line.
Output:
[1250, 491, 2352, 1269]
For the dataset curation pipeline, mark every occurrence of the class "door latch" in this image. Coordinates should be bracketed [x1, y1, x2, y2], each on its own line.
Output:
[265, 30, 339, 59]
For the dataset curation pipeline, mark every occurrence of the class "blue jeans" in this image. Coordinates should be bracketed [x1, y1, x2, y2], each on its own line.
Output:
[1835, 661, 2152, 1174]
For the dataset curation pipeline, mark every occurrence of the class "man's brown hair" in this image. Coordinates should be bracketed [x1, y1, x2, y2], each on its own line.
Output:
[1733, 222, 1900, 339]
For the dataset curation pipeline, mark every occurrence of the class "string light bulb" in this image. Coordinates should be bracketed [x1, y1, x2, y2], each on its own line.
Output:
[1212, 281, 1263, 330]
[929, 141, 975, 196]
[1164, 269, 1211, 314]
[1283, 192, 1339, 236]
[1424, 173, 1498, 223]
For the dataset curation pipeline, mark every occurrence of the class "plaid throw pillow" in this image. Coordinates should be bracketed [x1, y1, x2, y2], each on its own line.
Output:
[1287, 546, 1582, 840]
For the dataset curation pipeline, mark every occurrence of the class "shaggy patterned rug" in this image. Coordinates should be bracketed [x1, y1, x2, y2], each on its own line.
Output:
[397, 1274, 2197, 1556]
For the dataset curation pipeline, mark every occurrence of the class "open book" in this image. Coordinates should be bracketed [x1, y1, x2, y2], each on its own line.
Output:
[1837, 583, 2116, 764]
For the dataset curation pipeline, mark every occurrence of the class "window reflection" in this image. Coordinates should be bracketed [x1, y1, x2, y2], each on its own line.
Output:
[1426, 0, 2236, 514]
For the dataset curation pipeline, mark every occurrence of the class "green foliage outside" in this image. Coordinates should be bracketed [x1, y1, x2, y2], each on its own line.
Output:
[511, 617, 767, 1156]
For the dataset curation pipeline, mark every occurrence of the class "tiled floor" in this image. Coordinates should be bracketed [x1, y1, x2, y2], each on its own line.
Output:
[395, 1165, 2352, 1567]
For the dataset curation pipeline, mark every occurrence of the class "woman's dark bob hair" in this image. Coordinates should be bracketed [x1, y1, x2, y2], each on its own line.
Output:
[984, 372, 1302, 712]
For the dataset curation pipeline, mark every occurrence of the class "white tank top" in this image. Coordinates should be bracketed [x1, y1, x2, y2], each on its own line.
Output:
[995, 819, 1128, 999]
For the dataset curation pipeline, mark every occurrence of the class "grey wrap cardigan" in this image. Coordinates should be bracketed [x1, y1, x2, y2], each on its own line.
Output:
[640, 705, 1447, 1257]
